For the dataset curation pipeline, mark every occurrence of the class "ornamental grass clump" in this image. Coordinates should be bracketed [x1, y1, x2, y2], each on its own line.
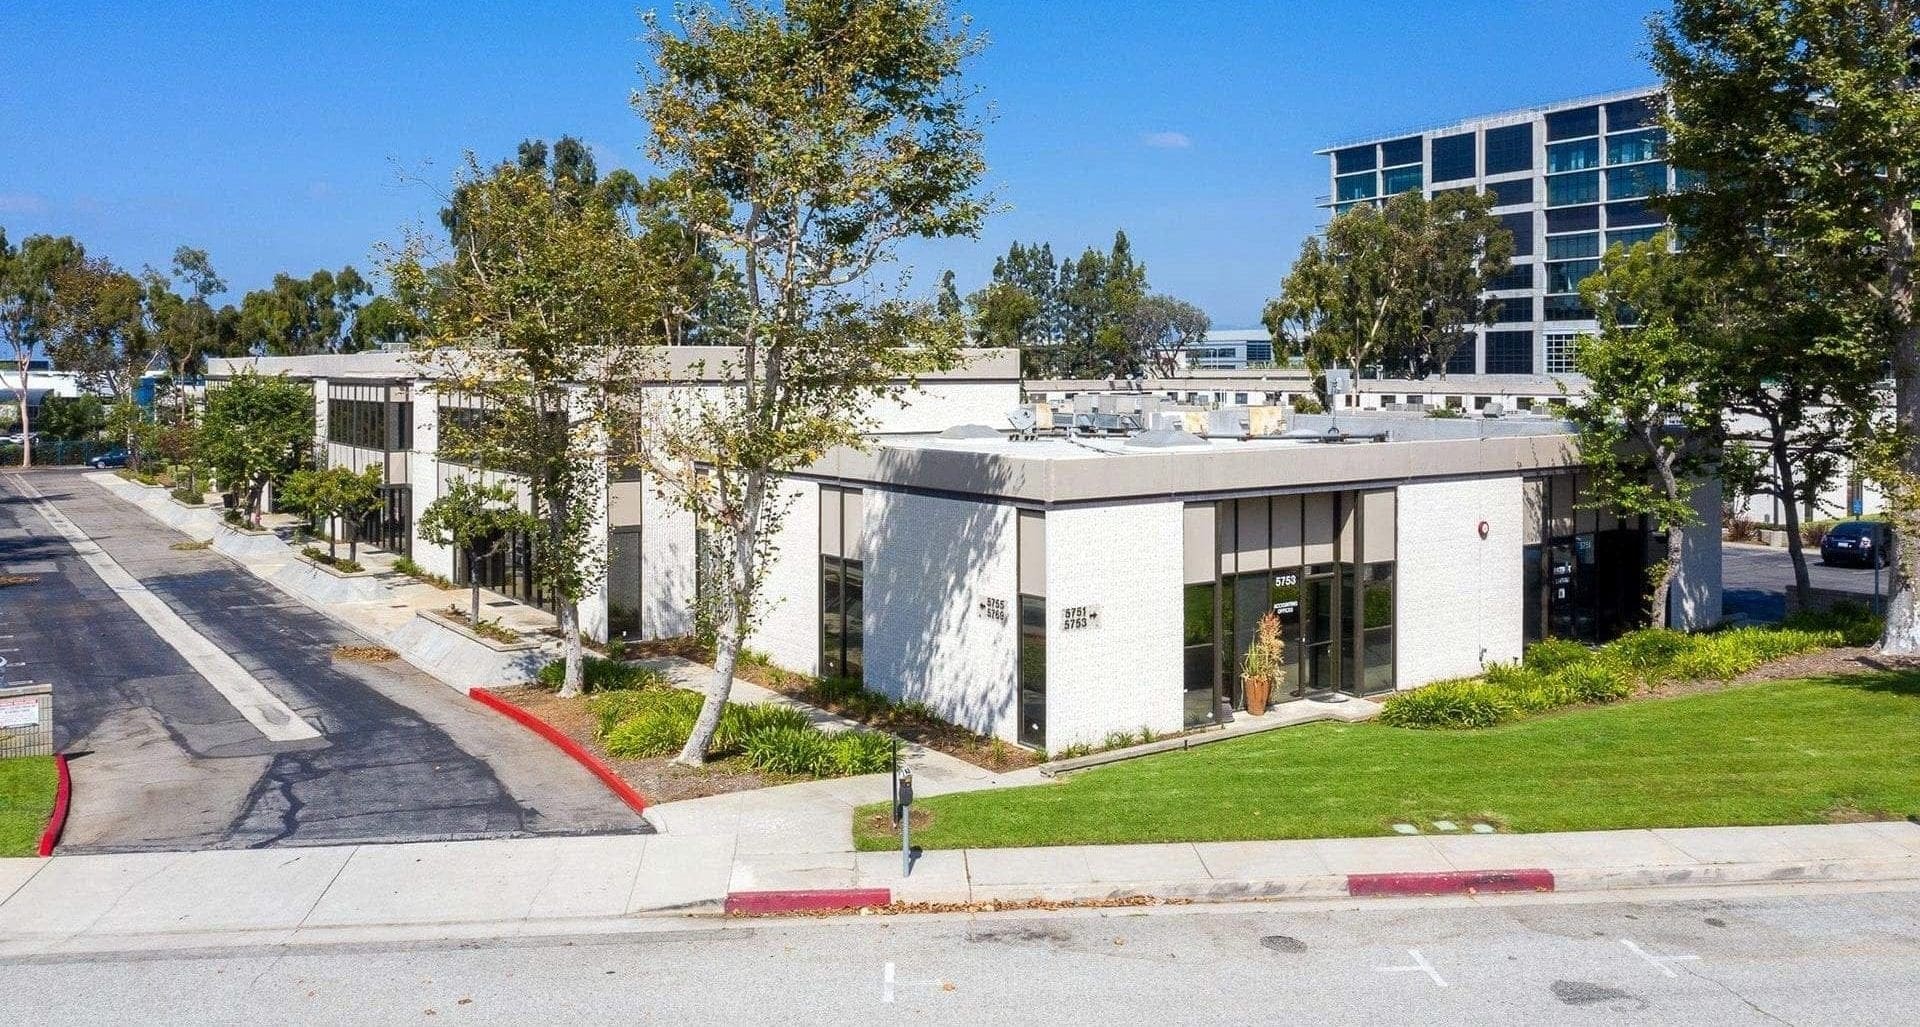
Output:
[1522, 638, 1592, 674]
[1379, 680, 1516, 729]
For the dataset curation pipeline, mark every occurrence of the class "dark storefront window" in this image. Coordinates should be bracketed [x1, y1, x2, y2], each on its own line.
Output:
[1019, 595, 1046, 748]
[454, 525, 546, 612]
[1183, 582, 1216, 728]
[328, 397, 412, 451]
[819, 555, 863, 681]
[1360, 563, 1395, 695]
[1528, 474, 1652, 645]
[608, 527, 642, 640]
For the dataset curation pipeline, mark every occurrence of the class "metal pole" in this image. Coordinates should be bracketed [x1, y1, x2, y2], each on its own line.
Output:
[901, 807, 911, 877]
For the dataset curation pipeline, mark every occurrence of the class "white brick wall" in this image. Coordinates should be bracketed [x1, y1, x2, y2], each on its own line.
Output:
[745, 479, 821, 675]
[1042, 501, 1186, 750]
[640, 472, 697, 641]
[871, 381, 1021, 434]
[862, 489, 1019, 740]
[1395, 477, 1525, 686]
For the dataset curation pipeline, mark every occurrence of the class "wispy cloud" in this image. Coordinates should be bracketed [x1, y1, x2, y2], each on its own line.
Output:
[1140, 131, 1192, 150]
[306, 181, 336, 201]
[0, 193, 48, 215]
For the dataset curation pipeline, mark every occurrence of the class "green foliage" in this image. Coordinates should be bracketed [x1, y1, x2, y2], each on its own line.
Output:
[36, 394, 108, 440]
[1523, 638, 1592, 674]
[1378, 680, 1516, 729]
[236, 266, 371, 356]
[741, 726, 835, 776]
[1288, 394, 1325, 415]
[825, 731, 897, 775]
[280, 464, 383, 555]
[1265, 189, 1512, 391]
[299, 545, 363, 573]
[536, 656, 667, 693]
[972, 233, 1156, 378]
[391, 556, 453, 590]
[1782, 601, 1884, 647]
[198, 370, 314, 521]
[1604, 628, 1695, 675]
[1424, 406, 1465, 419]
[714, 702, 813, 753]
[1553, 661, 1634, 704]
[603, 700, 699, 759]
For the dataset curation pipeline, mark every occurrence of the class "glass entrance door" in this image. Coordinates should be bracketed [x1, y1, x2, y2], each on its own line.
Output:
[1302, 568, 1339, 693]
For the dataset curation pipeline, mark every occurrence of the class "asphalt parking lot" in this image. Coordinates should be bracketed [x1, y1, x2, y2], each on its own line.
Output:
[1722, 541, 1882, 622]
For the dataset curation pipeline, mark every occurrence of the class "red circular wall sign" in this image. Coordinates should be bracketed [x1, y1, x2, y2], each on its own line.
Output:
[1477, 520, 1490, 539]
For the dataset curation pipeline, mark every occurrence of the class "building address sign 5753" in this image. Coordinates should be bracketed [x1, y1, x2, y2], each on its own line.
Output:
[1062, 605, 1100, 631]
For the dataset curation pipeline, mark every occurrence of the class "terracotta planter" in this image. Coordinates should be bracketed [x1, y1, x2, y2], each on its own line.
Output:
[1245, 675, 1272, 717]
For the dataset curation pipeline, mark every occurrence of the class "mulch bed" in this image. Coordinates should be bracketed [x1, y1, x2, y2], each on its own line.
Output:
[627, 638, 1040, 773]
[489, 685, 793, 804]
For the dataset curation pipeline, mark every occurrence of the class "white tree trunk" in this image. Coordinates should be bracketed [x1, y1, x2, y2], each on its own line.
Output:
[14, 383, 30, 469]
[1882, 176, 1920, 653]
[556, 601, 584, 698]
[675, 470, 766, 767]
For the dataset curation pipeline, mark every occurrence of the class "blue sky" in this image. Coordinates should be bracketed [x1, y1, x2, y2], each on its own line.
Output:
[0, 1, 1664, 328]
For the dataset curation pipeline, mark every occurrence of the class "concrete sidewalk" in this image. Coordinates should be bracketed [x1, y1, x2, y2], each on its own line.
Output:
[4, 821, 1918, 956]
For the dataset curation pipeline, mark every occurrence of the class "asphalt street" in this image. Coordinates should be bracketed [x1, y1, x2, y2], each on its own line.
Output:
[0, 469, 644, 851]
[1, 883, 1916, 1024]
[1723, 541, 1880, 623]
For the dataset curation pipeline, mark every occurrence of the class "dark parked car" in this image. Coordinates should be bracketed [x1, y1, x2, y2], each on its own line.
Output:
[85, 449, 127, 469]
[1820, 520, 1892, 568]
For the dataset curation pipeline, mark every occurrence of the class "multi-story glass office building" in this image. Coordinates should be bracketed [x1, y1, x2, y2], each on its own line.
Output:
[1316, 87, 1670, 378]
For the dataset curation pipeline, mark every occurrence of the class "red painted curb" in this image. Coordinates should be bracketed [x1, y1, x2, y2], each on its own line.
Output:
[725, 889, 893, 915]
[467, 687, 649, 815]
[36, 754, 70, 857]
[1347, 868, 1554, 897]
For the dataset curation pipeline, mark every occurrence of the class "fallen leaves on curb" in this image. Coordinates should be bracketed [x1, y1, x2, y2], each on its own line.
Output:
[332, 644, 398, 662]
[169, 540, 210, 551]
[0, 574, 36, 587]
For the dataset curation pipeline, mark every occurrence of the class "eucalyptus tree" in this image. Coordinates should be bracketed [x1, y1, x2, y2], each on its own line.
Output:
[0, 230, 83, 467]
[633, 0, 988, 766]
[46, 255, 154, 467]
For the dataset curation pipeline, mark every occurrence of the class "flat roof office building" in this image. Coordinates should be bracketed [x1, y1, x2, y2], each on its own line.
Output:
[1318, 86, 1670, 379]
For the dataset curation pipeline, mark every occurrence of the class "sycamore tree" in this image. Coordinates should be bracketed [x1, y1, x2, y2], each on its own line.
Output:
[634, 0, 987, 765]
[1651, 0, 1920, 649]
[418, 477, 542, 628]
[1570, 237, 1723, 628]
[0, 230, 83, 467]
[1264, 189, 1510, 404]
[393, 158, 661, 699]
[200, 370, 314, 524]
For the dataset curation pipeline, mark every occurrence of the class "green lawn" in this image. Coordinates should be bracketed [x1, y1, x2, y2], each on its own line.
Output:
[0, 756, 57, 857]
[855, 672, 1920, 851]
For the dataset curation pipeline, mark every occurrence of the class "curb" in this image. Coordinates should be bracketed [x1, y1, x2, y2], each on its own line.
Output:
[725, 889, 893, 915]
[36, 754, 70, 857]
[466, 688, 649, 816]
[1347, 868, 1554, 897]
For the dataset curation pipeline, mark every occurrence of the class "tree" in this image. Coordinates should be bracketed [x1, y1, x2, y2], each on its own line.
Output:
[282, 465, 383, 562]
[0, 230, 83, 467]
[1650, 0, 1908, 629]
[199, 370, 314, 524]
[1127, 293, 1211, 378]
[238, 268, 372, 355]
[394, 157, 662, 700]
[417, 478, 542, 628]
[46, 255, 154, 467]
[1569, 237, 1723, 628]
[1264, 189, 1511, 403]
[143, 247, 229, 422]
[35, 393, 107, 440]
[635, 0, 987, 765]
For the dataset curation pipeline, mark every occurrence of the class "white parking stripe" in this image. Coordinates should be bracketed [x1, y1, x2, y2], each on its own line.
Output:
[8, 474, 322, 743]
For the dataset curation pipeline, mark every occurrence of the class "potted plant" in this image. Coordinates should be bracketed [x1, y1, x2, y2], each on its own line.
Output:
[1240, 612, 1286, 716]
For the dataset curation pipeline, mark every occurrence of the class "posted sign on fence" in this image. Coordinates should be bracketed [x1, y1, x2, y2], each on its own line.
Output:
[0, 684, 53, 759]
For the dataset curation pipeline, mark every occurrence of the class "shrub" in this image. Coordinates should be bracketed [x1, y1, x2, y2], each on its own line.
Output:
[742, 725, 834, 775]
[1783, 601, 1883, 647]
[587, 690, 669, 735]
[1602, 628, 1694, 676]
[536, 656, 666, 693]
[1379, 680, 1516, 729]
[301, 546, 363, 573]
[171, 484, 202, 505]
[603, 702, 698, 758]
[825, 730, 895, 775]
[1503, 678, 1579, 714]
[1102, 729, 1141, 750]
[1523, 638, 1591, 674]
[393, 556, 453, 590]
[1551, 660, 1633, 704]
[1482, 661, 1544, 690]
[714, 702, 813, 753]
[1666, 633, 1756, 681]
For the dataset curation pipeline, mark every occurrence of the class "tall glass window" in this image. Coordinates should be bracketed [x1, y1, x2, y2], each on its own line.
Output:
[1546, 138, 1599, 173]
[1499, 211, 1535, 257]
[1432, 132, 1476, 182]
[819, 556, 863, 681]
[1487, 178, 1533, 207]
[1606, 199, 1662, 227]
[1546, 232, 1600, 260]
[1182, 582, 1216, 728]
[1446, 341, 1477, 375]
[1380, 136, 1423, 167]
[1494, 296, 1535, 323]
[1546, 105, 1600, 141]
[608, 528, 642, 640]
[1545, 205, 1600, 233]
[1486, 330, 1534, 374]
[1606, 128, 1663, 165]
[1336, 172, 1378, 202]
[1360, 563, 1395, 695]
[1484, 123, 1533, 175]
[1487, 263, 1534, 291]
[1546, 260, 1601, 294]
[1546, 171, 1600, 207]
[1606, 162, 1667, 200]
[1334, 145, 1376, 175]
[1605, 95, 1660, 131]
[1381, 164, 1423, 194]
[1545, 293, 1596, 321]
[1018, 595, 1046, 748]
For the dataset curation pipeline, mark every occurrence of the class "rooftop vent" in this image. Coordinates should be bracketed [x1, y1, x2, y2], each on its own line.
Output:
[935, 423, 1003, 442]
[1124, 428, 1210, 449]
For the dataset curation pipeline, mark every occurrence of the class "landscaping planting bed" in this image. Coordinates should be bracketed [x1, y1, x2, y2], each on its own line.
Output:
[631, 638, 1040, 773]
[856, 669, 1920, 851]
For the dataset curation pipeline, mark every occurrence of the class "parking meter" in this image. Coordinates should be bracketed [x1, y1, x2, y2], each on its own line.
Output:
[898, 767, 915, 876]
